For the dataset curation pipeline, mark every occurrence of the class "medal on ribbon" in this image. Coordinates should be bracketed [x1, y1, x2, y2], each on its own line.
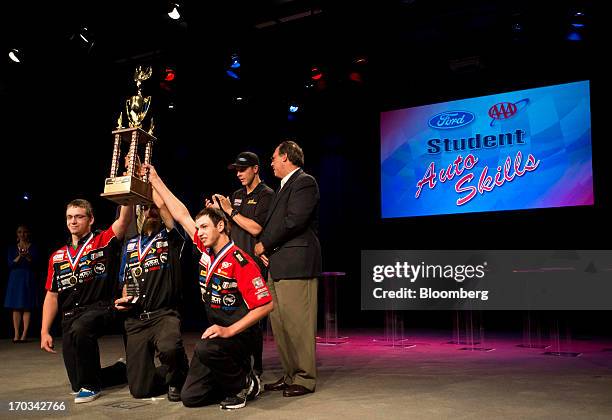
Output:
[65, 233, 94, 288]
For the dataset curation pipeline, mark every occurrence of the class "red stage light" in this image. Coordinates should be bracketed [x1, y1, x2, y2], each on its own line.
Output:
[311, 66, 323, 81]
[164, 68, 176, 81]
[349, 72, 363, 82]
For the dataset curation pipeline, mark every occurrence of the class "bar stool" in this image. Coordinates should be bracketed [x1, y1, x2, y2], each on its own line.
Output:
[316, 271, 349, 345]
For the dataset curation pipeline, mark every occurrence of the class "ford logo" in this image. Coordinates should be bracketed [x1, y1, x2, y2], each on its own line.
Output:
[428, 111, 475, 129]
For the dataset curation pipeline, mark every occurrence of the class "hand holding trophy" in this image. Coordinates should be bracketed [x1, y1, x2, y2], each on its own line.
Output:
[101, 66, 156, 205]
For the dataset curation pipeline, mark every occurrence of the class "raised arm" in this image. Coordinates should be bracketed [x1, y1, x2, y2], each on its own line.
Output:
[152, 188, 175, 231]
[142, 163, 196, 240]
[112, 205, 134, 240]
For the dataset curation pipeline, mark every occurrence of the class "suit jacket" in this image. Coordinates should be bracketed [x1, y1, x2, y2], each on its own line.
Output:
[260, 168, 322, 280]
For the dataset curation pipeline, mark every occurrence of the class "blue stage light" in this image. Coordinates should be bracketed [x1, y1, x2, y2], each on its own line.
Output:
[230, 54, 240, 69]
[226, 70, 240, 79]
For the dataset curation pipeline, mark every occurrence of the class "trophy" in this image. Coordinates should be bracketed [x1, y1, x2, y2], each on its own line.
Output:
[101, 66, 156, 205]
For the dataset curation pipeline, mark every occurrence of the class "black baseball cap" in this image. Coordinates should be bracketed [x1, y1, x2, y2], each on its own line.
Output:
[228, 151, 260, 169]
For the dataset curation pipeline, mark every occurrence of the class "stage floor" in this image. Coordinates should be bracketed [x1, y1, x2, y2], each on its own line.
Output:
[2, 330, 612, 419]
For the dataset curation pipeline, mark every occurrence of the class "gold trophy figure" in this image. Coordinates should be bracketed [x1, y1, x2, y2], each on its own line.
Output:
[101, 66, 156, 205]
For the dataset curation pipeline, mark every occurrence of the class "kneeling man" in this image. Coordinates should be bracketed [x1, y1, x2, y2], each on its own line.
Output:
[144, 163, 273, 410]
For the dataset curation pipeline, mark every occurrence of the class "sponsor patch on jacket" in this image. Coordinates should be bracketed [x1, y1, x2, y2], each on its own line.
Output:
[252, 277, 264, 289]
[222, 294, 237, 306]
[91, 251, 104, 260]
[233, 250, 248, 267]
[127, 243, 136, 251]
[256, 290, 270, 300]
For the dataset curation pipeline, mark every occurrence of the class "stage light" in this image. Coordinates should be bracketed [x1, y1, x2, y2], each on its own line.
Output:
[22, 193, 30, 201]
[289, 104, 299, 113]
[8, 48, 22, 63]
[230, 53, 240, 69]
[69, 26, 95, 52]
[168, 3, 181, 20]
[311, 66, 323, 81]
[168, 102, 175, 110]
[226, 53, 241, 79]
[79, 26, 93, 45]
[164, 68, 176, 82]
[567, 9, 586, 40]
[348, 56, 368, 84]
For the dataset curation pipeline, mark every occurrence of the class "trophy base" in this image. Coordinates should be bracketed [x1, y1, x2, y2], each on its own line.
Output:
[101, 175, 153, 205]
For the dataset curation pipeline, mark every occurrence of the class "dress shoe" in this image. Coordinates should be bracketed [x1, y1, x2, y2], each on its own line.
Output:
[263, 377, 289, 391]
[283, 384, 313, 397]
[167, 386, 181, 402]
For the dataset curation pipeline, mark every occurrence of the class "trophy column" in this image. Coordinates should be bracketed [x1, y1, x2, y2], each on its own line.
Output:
[101, 127, 156, 205]
[109, 132, 122, 178]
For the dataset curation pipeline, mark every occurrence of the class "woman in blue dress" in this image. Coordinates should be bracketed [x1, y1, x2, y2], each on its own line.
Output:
[4, 225, 39, 342]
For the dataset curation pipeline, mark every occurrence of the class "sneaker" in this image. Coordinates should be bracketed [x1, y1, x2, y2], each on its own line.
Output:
[167, 386, 181, 402]
[220, 376, 254, 410]
[74, 388, 101, 404]
[247, 373, 261, 401]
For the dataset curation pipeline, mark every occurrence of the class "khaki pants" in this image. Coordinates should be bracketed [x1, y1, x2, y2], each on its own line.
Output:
[267, 276, 318, 391]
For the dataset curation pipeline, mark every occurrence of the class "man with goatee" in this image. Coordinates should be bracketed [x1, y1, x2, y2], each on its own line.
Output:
[114, 193, 189, 402]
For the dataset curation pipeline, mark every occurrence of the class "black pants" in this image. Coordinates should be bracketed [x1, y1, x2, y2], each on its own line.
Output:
[252, 320, 264, 376]
[124, 310, 189, 398]
[61, 305, 127, 392]
[181, 330, 255, 407]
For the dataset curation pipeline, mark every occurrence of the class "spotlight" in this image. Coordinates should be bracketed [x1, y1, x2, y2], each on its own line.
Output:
[79, 27, 90, 44]
[168, 102, 175, 110]
[8, 48, 22, 63]
[22, 192, 30, 201]
[163, 67, 176, 82]
[567, 9, 586, 41]
[289, 104, 299, 113]
[168, 3, 181, 20]
[230, 53, 240, 69]
[348, 56, 368, 84]
[69, 26, 95, 52]
[226, 53, 241, 79]
[311, 66, 323, 81]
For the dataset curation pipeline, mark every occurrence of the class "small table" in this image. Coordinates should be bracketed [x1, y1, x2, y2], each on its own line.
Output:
[316, 272, 348, 345]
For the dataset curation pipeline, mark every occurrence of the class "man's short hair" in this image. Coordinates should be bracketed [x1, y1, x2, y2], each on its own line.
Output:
[278, 140, 304, 167]
[67, 199, 94, 218]
[195, 207, 231, 235]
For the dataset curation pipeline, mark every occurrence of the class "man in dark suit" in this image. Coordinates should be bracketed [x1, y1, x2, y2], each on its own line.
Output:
[254, 140, 321, 397]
